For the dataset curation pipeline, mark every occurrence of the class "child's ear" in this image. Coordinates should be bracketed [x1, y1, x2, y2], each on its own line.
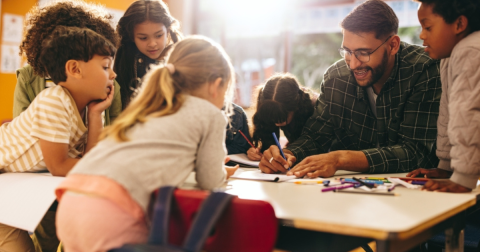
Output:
[455, 15, 469, 35]
[208, 77, 223, 98]
[65, 60, 82, 79]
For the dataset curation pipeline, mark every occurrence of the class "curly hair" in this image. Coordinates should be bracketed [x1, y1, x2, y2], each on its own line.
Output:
[39, 26, 116, 84]
[20, 0, 118, 77]
[252, 73, 316, 152]
[114, 0, 183, 109]
[414, 0, 480, 32]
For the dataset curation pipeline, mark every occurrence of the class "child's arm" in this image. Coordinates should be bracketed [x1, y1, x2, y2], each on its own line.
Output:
[85, 85, 115, 153]
[39, 139, 79, 176]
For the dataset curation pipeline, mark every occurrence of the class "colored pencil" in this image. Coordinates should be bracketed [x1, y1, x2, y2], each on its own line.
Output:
[238, 129, 255, 148]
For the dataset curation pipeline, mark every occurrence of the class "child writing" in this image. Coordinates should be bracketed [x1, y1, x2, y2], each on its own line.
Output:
[14, 0, 122, 125]
[248, 73, 318, 161]
[55, 36, 238, 251]
[114, 0, 183, 109]
[0, 26, 116, 251]
[407, 0, 480, 192]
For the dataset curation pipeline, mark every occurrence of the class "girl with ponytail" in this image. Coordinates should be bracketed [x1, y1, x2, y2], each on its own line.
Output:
[55, 36, 238, 252]
[114, 0, 183, 109]
[248, 73, 318, 161]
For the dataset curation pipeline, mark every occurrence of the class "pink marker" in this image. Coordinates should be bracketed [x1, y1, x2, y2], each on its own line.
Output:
[321, 184, 354, 192]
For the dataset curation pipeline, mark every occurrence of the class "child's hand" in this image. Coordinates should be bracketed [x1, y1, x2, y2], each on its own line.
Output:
[247, 147, 262, 161]
[88, 84, 114, 114]
[422, 180, 472, 193]
[225, 164, 239, 179]
[406, 168, 452, 178]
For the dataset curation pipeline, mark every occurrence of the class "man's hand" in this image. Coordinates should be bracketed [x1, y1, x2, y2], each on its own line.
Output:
[259, 145, 296, 174]
[406, 168, 452, 178]
[286, 152, 339, 178]
[247, 147, 262, 161]
[422, 180, 472, 193]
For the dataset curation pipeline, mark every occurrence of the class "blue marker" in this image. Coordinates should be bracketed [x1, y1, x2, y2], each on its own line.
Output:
[272, 132, 290, 170]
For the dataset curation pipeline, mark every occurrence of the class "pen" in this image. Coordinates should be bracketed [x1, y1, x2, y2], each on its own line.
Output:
[238, 129, 255, 149]
[352, 177, 375, 188]
[321, 184, 354, 192]
[272, 132, 290, 170]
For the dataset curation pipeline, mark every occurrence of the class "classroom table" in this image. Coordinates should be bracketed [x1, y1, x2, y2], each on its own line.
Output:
[182, 171, 479, 252]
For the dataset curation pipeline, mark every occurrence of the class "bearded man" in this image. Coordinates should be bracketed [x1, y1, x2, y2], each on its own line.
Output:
[261, 0, 441, 177]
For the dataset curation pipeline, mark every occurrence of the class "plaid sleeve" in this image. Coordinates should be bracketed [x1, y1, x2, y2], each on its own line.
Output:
[362, 60, 441, 173]
[286, 80, 336, 163]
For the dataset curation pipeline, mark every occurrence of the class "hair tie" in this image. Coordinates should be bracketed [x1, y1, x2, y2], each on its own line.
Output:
[166, 63, 175, 74]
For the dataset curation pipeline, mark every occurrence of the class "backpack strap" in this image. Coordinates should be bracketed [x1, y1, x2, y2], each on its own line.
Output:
[182, 191, 234, 252]
[148, 186, 176, 245]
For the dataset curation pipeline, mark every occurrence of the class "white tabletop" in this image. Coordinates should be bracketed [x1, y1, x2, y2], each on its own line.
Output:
[182, 170, 478, 240]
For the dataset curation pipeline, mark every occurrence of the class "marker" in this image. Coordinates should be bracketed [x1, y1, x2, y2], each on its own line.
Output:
[343, 178, 384, 185]
[272, 132, 290, 170]
[321, 184, 354, 192]
[238, 130, 255, 149]
[294, 180, 323, 185]
[364, 177, 387, 180]
[352, 177, 375, 189]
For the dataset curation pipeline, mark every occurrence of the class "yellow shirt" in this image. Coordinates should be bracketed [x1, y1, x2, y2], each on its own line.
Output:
[0, 85, 87, 172]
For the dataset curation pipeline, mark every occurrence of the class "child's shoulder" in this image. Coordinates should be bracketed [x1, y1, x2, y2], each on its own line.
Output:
[32, 85, 75, 111]
[182, 95, 225, 123]
[453, 31, 480, 56]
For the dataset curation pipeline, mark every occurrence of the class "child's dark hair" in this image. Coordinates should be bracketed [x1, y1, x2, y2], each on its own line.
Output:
[252, 73, 314, 151]
[341, 0, 399, 39]
[414, 0, 480, 32]
[20, 0, 118, 77]
[39, 26, 116, 84]
[114, 0, 183, 109]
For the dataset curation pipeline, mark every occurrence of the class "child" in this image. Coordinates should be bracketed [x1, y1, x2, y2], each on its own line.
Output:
[114, 0, 183, 109]
[55, 36, 238, 251]
[0, 26, 116, 250]
[225, 103, 252, 155]
[248, 73, 318, 161]
[407, 0, 480, 192]
[14, 0, 122, 125]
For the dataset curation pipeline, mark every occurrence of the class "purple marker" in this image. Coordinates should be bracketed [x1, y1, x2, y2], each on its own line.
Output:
[322, 184, 354, 192]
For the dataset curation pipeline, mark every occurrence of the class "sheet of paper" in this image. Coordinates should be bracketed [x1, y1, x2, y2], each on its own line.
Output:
[231, 169, 295, 182]
[227, 153, 260, 167]
[2, 14, 23, 43]
[0, 173, 65, 232]
[1, 44, 21, 73]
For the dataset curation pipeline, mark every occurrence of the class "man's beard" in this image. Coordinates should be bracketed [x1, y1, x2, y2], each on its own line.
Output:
[350, 50, 389, 88]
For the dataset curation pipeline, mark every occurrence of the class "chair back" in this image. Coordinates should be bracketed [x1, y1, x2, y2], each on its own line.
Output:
[166, 189, 278, 252]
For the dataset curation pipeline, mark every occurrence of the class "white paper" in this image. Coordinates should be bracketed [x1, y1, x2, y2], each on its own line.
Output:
[2, 14, 23, 43]
[1, 44, 21, 73]
[231, 169, 295, 182]
[0, 173, 65, 232]
[228, 153, 260, 167]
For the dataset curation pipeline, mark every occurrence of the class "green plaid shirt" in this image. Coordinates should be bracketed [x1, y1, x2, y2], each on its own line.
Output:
[287, 42, 441, 173]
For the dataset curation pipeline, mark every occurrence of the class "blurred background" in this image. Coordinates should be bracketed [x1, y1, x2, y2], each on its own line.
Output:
[0, 0, 423, 123]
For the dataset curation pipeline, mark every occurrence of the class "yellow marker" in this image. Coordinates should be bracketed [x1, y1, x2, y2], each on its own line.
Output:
[294, 181, 323, 185]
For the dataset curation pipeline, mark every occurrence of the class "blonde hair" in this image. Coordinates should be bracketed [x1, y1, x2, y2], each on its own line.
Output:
[102, 35, 235, 141]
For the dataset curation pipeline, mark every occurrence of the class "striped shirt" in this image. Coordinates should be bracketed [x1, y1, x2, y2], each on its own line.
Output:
[286, 42, 441, 173]
[0, 85, 87, 172]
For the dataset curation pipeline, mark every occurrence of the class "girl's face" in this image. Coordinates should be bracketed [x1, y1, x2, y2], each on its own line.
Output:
[133, 21, 169, 60]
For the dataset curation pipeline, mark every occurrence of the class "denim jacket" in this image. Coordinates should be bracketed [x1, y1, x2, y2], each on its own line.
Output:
[225, 103, 251, 154]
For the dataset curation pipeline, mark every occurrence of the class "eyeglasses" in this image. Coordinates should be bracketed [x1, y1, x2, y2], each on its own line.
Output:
[338, 35, 393, 63]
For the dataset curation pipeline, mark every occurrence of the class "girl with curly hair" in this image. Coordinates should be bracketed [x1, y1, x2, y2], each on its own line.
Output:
[14, 0, 121, 125]
[247, 73, 318, 161]
[114, 0, 183, 109]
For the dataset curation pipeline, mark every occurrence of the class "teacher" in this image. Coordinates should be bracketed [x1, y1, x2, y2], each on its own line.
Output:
[261, 0, 441, 177]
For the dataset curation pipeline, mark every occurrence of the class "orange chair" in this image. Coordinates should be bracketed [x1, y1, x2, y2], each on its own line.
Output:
[161, 189, 278, 252]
